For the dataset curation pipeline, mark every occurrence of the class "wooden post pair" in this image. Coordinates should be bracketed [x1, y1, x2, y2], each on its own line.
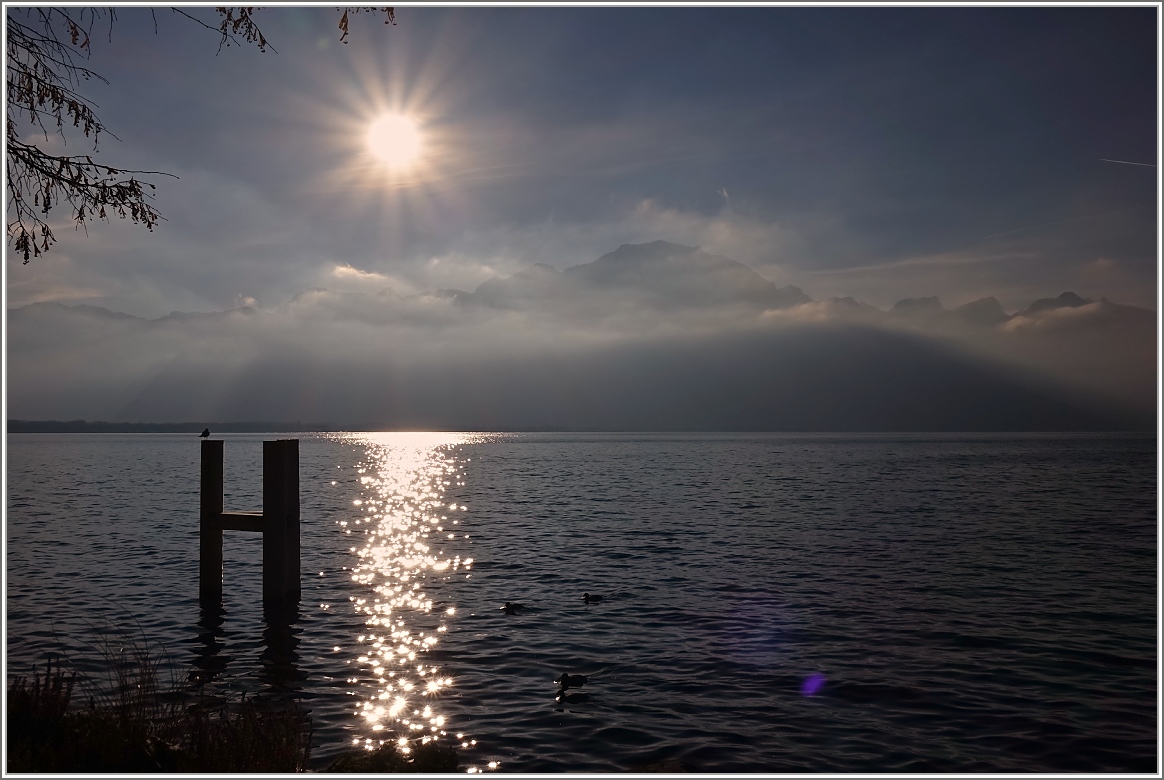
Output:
[199, 439, 300, 604]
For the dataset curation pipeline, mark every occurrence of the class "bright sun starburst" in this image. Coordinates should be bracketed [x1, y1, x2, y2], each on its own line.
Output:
[299, 44, 465, 253]
[367, 114, 422, 168]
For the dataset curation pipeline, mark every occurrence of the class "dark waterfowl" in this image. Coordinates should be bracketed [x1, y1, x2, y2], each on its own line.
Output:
[582, 593, 602, 604]
[555, 673, 588, 690]
[555, 690, 589, 704]
[501, 602, 526, 615]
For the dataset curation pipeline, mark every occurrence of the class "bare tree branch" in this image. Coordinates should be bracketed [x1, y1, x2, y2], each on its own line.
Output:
[169, 7, 277, 55]
[6, 139, 174, 262]
[4, 8, 159, 262]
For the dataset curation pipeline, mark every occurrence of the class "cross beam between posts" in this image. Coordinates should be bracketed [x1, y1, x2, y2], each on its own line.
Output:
[199, 439, 301, 605]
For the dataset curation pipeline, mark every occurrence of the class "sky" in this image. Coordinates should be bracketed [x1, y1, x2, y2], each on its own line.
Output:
[4, 5, 1159, 428]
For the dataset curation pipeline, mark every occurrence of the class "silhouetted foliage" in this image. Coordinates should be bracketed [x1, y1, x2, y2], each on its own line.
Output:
[7, 646, 313, 773]
[338, 7, 395, 44]
[5, 6, 395, 263]
[5, 8, 164, 262]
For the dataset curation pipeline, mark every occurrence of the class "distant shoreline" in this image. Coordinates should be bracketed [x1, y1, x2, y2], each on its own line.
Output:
[6, 420, 337, 434]
[6, 420, 1152, 435]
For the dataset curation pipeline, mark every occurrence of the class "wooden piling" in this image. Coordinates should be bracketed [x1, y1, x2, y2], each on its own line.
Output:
[199, 440, 225, 601]
[283, 439, 301, 601]
[263, 439, 301, 603]
[200, 438, 300, 606]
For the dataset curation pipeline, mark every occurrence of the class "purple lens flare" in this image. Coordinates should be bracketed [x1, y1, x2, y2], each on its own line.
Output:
[801, 673, 826, 696]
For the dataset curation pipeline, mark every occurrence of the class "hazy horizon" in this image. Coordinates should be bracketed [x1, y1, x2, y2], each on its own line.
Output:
[8, 240, 1156, 430]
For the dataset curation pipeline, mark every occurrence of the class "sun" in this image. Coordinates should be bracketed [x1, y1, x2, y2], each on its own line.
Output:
[366, 114, 422, 168]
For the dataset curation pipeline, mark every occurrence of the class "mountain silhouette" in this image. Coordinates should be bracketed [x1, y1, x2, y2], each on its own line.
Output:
[562, 240, 810, 310]
[890, 296, 1014, 329]
[953, 297, 1010, 328]
[468, 240, 809, 312]
[1020, 291, 1092, 317]
[471, 263, 572, 310]
[892, 296, 945, 315]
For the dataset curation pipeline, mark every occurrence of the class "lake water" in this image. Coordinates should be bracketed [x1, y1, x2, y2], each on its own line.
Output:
[5, 432, 1157, 772]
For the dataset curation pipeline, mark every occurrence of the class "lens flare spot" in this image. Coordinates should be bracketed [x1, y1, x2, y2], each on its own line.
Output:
[801, 672, 827, 696]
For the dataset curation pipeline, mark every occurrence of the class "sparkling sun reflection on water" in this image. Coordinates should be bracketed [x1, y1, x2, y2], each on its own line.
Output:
[335, 432, 487, 766]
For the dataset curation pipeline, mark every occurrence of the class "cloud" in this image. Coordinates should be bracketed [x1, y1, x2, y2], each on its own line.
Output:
[7, 245, 136, 309]
[1001, 301, 1104, 333]
[332, 264, 391, 284]
[328, 263, 417, 295]
[8, 298, 1144, 431]
[7, 242, 1154, 428]
[377, 198, 812, 294]
[795, 247, 1058, 312]
[620, 200, 800, 278]
[13, 159, 1154, 326]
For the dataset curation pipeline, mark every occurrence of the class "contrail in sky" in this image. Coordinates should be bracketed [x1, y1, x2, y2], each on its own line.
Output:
[1100, 158, 1156, 167]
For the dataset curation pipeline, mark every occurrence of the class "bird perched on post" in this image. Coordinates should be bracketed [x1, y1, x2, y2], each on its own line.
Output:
[200, 428, 210, 438]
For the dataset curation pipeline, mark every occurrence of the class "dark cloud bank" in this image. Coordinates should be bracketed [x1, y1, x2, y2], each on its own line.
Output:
[8, 242, 1155, 431]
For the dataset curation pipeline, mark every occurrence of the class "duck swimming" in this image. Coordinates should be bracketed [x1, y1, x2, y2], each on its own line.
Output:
[555, 689, 589, 704]
[501, 602, 526, 615]
[582, 593, 602, 604]
[555, 673, 588, 690]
